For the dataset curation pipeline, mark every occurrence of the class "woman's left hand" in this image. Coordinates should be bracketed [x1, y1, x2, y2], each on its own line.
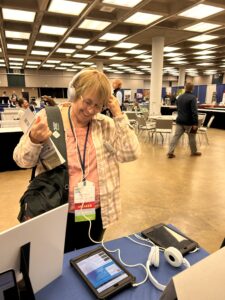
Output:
[107, 95, 123, 117]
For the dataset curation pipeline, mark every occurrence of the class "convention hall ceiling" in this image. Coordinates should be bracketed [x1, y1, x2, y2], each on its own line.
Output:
[1, 0, 225, 77]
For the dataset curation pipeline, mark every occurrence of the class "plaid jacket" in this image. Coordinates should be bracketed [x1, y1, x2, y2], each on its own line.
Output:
[13, 106, 141, 228]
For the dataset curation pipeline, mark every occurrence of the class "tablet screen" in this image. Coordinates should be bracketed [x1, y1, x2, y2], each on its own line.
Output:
[70, 247, 135, 299]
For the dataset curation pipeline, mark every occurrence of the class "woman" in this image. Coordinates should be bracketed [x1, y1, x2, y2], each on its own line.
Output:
[17, 98, 29, 119]
[13, 69, 141, 253]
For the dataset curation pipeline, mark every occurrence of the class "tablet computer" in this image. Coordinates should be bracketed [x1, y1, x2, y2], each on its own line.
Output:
[141, 223, 199, 255]
[70, 246, 135, 299]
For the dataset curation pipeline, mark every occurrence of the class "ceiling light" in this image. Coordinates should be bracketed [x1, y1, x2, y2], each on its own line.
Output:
[47, 60, 61, 63]
[0, 49, 2, 53]
[60, 63, 74, 66]
[2, 8, 35, 22]
[164, 52, 183, 57]
[98, 52, 118, 56]
[102, 0, 142, 8]
[72, 66, 84, 69]
[184, 22, 221, 32]
[126, 49, 147, 55]
[124, 12, 162, 25]
[194, 55, 216, 59]
[79, 62, 93, 65]
[142, 59, 152, 63]
[7, 44, 27, 50]
[99, 33, 127, 41]
[9, 66, 22, 69]
[48, 0, 87, 15]
[135, 55, 151, 59]
[56, 48, 75, 53]
[35, 41, 56, 47]
[42, 64, 55, 67]
[9, 58, 24, 61]
[191, 43, 216, 50]
[0, 64, 6, 67]
[79, 19, 111, 31]
[188, 34, 219, 42]
[194, 50, 215, 55]
[167, 57, 186, 61]
[110, 64, 123, 67]
[114, 42, 138, 48]
[9, 62, 23, 66]
[164, 46, 180, 52]
[27, 61, 41, 64]
[65, 37, 89, 44]
[5, 31, 30, 40]
[66, 69, 76, 72]
[110, 56, 127, 60]
[197, 62, 214, 66]
[25, 65, 38, 68]
[40, 25, 68, 35]
[84, 45, 105, 51]
[55, 67, 67, 69]
[219, 65, 225, 68]
[73, 54, 90, 58]
[31, 50, 49, 55]
[170, 61, 188, 64]
[178, 4, 224, 19]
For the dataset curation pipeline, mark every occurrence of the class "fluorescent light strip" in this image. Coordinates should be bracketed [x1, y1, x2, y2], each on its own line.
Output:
[60, 63, 74, 66]
[65, 37, 89, 44]
[5, 31, 30, 39]
[102, 0, 142, 8]
[99, 33, 127, 41]
[56, 48, 75, 53]
[79, 62, 93, 65]
[73, 54, 90, 58]
[179, 4, 224, 19]
[47, 60, 61, 63]
[124, 12, 162, 25]
[184, 22, 221, 32]
[27, 61, 41, 65]
[2, 8, 35, 22]
[42, 64, 55, 67]
[191, 43, 216, 50]
[7, 44, 27, 50]
[126, 49, 147, 55]
[79, 19, 111, 31]
[164, 46, 180, 52]
[35, 41, 56, 47]
[31, 50, 49, 55]
[98, 52, 118, 56]
[110, 56, 127, 60]
[188, 34, 218, 42]
[40, 25, 68, 35]
[114, 42, 138, 48]
[9, 58, 24, 61]
[84, 45, 105, 51]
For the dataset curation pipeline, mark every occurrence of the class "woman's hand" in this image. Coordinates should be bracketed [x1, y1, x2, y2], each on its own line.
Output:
[107, 95, 123, 117]
[29, 116, 52, 144]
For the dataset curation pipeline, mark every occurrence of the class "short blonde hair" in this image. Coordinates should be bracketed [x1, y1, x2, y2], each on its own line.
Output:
[69, 68, 111, 107]
[113, 79, 122, 88]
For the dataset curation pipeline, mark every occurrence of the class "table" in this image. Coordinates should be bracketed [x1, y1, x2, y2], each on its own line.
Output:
[35, 232, 208, 300]
[0, 128, 23, 172]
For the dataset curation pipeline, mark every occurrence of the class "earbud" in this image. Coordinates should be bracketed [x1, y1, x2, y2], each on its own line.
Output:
[146, 246, 190, 291]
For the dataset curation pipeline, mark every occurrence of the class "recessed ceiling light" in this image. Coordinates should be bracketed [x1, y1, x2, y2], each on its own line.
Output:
[194, 50, 215, 55]
[79, 19, 111, 31]
[194, 55, 216, 59]
[42, 64, 55, 67]
[98, 51, 118, 56]
[9, 62, 23, 66]
[126, 49, 147, 55]
[110, 56, 127, 60]
[31, 50, 49, 55]
[164, 46, 180, 52]
[65, 37, 89, 44]
[164, 52, 183, 57]
[99, 33, 127, 41]
[7, 44, 27, 50]
[84, 45, 105, 51]
[56, 48, 75, 53]
[219, 65, 225, 68]
[2, 8, 35, 22]
[47, 60, 61, 63]
[114, 42, 138, 48]
[9, 58, 24, 61]
[79, 62, 94, 65]
[72, 66, 84, 69]
[5, 31, 30, 40]
[66, 69, 76, 72]
[124, 12, 162, 25]
[178, 4, 224, 19]
[25, 65, 38, 68]
[27, 61, 41, 65]
[9, 66, 22, 69]
[73, 54, 90, 58]
[35, 41, 57, 47]
[142, 59, 152, 63]
[170, 61, 188, 65]
[40, 25, 68, 35]
[167, 57, 186, 61]
[191, 43, 216, 50]
[184, 22, 221, 32]
[197, 62, 214, 66]
[0, 64, 6, 67]
[102, 0, 142, 8]
[188, 34, 219, 42]
[135, 54, 151, 59]
[55, 67, 67, 69]
[60, 63, 74, 66]
[48, 0, 87, 15]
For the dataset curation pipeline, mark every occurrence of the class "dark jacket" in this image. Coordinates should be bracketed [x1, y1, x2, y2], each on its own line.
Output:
[176, 91, 198, 126]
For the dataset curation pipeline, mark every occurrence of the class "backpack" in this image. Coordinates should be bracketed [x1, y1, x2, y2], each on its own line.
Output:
[18, 106, 68, 222]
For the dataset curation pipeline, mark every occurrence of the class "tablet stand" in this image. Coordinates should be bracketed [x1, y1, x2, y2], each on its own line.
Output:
[18, 242, 36, 300]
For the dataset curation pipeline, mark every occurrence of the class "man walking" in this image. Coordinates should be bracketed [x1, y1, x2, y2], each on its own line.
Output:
[167, 82, 201, 158]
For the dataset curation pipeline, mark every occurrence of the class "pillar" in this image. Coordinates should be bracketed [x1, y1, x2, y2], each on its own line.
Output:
[178, 67, 185, 87]
[96, 61, 103, 72]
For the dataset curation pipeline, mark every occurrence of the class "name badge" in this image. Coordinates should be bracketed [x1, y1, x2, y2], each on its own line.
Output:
[74, 180, 96, 222]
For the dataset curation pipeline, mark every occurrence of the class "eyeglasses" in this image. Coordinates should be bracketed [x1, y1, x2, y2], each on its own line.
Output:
[82, 97, 103, 112]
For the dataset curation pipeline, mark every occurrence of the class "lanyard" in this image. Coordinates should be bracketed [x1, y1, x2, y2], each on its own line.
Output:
[68, 106, 90, 181]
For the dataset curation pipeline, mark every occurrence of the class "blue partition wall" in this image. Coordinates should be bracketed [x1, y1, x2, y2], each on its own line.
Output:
[216, 84, 225, 102]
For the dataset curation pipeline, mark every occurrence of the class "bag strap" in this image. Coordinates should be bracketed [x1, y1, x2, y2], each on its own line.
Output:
[30, 106, 67, 181]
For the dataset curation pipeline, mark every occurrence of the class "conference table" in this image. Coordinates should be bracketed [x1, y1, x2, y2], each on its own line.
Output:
[35, 229, 208, 300]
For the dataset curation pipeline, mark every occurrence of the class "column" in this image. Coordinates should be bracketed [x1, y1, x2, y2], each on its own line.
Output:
[178, 67, 185, 86]
[150, 36, 164, 115]
[96, 61, 103, 72]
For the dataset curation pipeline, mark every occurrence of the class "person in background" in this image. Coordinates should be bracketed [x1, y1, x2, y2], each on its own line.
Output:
[167, 82, 201, 158]
[112, 79, 124, 110]
[17, 98, 29, 119]
[2, 91, 7, 97]
[132, 102, 140, 112]
[13, 68, 141, 253]
[41, 95, 57, 106]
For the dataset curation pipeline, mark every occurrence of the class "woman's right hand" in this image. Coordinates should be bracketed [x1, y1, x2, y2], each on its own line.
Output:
[29, 116, 52, 144]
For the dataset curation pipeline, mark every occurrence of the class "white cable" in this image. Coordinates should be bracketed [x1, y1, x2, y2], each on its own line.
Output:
[126, 235, 151, 248]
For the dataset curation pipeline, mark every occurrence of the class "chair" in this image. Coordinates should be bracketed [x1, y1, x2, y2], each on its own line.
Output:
[198, 113, 207, 127]
[136, 115, 156, 142]
[125, 111, 138, 126]
[197, 115, 215, 144]
[152, 119, 173, 144]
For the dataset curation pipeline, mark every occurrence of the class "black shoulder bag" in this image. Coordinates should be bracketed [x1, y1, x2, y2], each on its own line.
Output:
[18, 106, 68, 222]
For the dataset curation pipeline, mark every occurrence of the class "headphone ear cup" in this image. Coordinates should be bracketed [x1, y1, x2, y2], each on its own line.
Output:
[164, 247, 183, 267]
[147, 246, 165, 291]
[151, 246, 160, 267]
[67, 84, 76, 102]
